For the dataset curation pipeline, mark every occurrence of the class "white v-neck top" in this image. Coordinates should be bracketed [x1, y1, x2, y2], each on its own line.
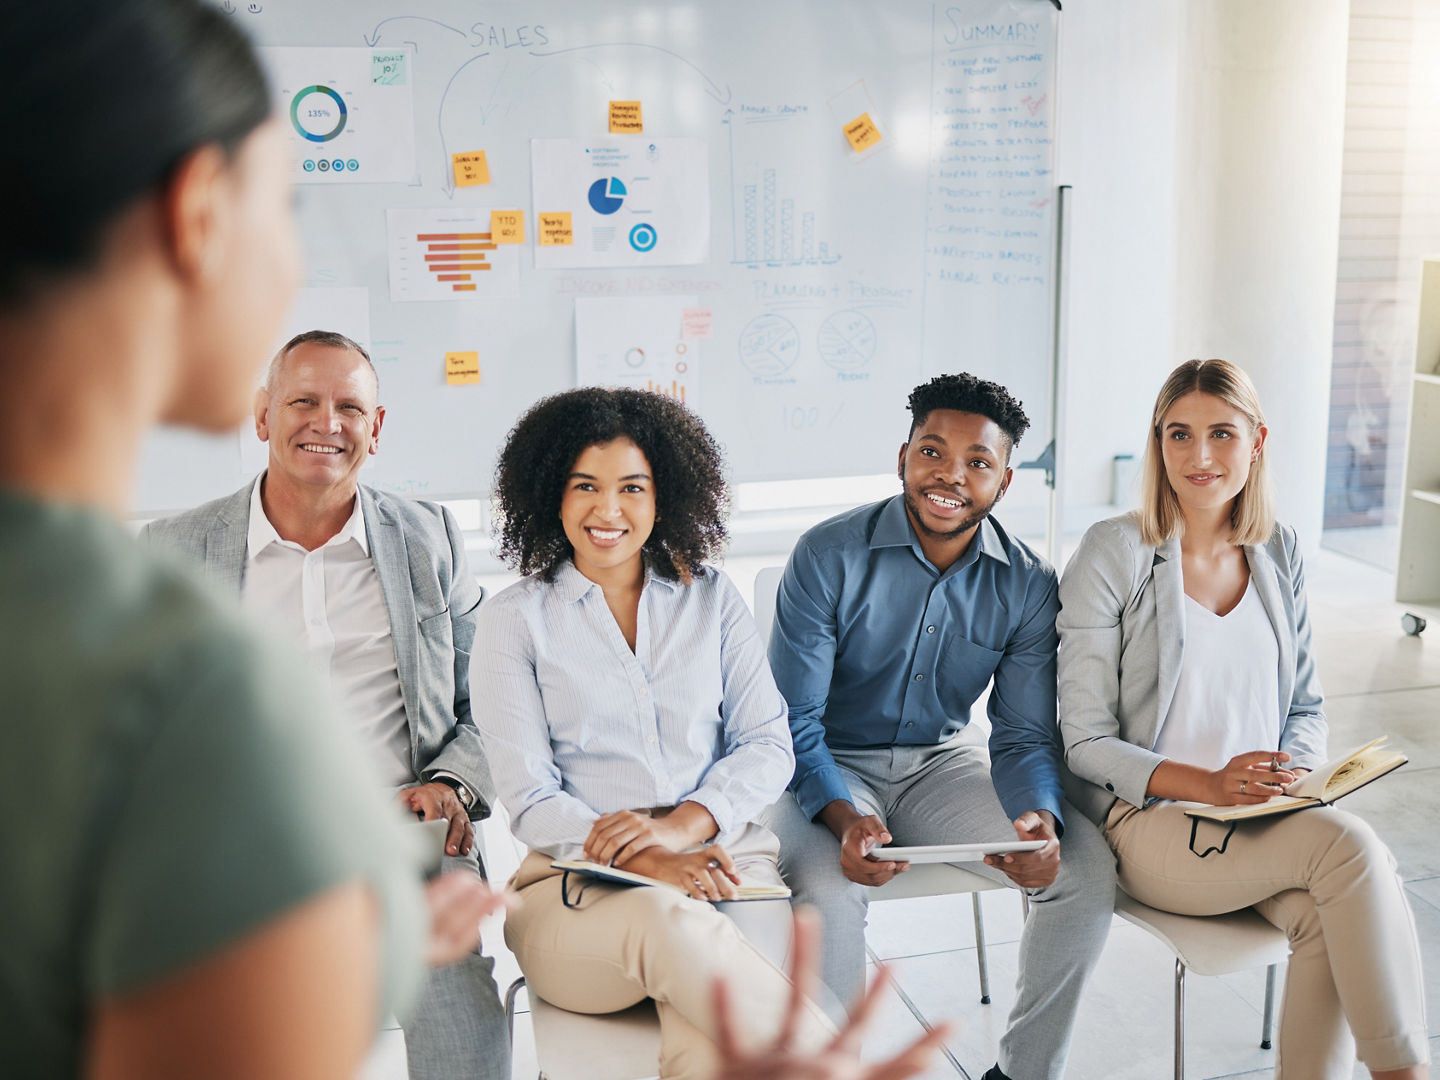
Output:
[1152, 578, 1281, 771]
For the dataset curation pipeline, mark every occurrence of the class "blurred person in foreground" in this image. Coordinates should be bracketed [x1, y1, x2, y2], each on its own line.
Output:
[0, 2, 498, 1077]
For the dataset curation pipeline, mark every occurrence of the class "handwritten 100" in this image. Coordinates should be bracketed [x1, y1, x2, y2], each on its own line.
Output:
[781, 406, 840, 431]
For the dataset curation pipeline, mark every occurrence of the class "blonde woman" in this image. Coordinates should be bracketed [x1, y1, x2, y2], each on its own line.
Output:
[1057, 359, 1428, 1079]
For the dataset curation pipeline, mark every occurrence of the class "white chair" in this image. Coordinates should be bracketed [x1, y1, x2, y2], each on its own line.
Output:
[751, 565, 785, 650]
[1113, 888, 1290, 1080]
[521, 993, 660, 1080]
[868, 864, 1017, 1004]
[480, 805, 664, 1080]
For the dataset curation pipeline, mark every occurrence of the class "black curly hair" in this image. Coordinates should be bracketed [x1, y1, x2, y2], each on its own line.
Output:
[493, 387, 729, 582]
[907, 373, 1030, 458]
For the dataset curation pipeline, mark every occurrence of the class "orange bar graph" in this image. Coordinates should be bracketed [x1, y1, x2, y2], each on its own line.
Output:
[425, 242, 496, 253]
[413, 230, 498, 295]
[644, 379, 686, 403]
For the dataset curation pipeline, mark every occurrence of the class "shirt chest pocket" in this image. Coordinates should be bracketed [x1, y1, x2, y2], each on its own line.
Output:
[942, 634, 1003, 706]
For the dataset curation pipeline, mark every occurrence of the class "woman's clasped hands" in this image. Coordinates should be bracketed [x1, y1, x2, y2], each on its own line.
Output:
[584, 808, 742, 901]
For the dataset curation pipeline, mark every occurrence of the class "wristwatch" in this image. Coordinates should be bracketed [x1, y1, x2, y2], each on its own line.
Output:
[434, 775, 475, 811]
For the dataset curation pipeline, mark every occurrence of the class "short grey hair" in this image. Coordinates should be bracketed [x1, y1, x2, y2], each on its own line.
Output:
[265, 329, 377, 393]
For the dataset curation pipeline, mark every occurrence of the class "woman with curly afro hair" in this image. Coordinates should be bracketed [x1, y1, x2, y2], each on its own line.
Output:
[470, 387, 835, 1078]
[491, 386, 729, 582]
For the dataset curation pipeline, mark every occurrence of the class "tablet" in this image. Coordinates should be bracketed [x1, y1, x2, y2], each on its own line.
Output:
[867, 841, 1048, 863]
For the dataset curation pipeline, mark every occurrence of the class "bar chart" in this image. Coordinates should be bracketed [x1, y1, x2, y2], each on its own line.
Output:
[736, 166, 837, 266]
[386, 207, 520, 302]
[419, 231, 495, 292]
[644, 378, 687, 403]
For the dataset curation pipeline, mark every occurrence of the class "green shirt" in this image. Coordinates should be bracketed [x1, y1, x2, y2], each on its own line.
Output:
[0, 490, 424, 1077]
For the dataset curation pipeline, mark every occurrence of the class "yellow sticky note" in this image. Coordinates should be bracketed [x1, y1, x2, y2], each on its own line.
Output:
[451, 151, 490, 188]
[491, 210, 525, 244]
[609, 100, 644, 134]
[842, 112, 883, 153]
[538, 212, 574, 246]
[445, 352, 481, 385]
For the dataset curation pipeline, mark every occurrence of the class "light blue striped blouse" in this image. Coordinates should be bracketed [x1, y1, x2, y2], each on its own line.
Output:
[470, 560, 794, 860]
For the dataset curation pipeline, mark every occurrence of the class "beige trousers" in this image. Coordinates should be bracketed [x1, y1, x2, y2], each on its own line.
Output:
[1106, 800, 1429, 1077]
[504, 823, 835, 1080]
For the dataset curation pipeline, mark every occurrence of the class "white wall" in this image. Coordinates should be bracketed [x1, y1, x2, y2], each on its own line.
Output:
[1171, 0, 1350, 547]
[1055, 0, 1351, 551]
[1054, 0, 1185, 511]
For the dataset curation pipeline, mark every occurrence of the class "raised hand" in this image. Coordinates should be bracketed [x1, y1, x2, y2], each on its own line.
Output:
[711, 908, 952, 1080]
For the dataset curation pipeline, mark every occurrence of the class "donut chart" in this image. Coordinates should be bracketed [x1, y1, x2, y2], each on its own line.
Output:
[290, 85, 348, 143]
[629, 223, 658, 252]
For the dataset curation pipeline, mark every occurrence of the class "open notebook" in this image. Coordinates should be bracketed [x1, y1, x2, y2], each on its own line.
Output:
[1185, 736, 1407, 823]
[551, 860, 791, 901]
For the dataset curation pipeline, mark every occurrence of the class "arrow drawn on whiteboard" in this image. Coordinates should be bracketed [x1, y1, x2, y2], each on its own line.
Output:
[436, 52, 494, 198]
[528, 43, 732, 104]
[364, 16, 465, 47]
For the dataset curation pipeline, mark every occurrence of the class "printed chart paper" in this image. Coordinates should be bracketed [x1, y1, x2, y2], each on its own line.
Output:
[262, 47, 417, 184]
[386, 208, 521, 302]
[576, 296, 701, 411]
[531, 138, 709, 269]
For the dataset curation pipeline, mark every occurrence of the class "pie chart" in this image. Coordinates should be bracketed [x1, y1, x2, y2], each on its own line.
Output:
[818, 311, 877, 371]
[588, 177, 627, 215]
[738, 315, 800, 376]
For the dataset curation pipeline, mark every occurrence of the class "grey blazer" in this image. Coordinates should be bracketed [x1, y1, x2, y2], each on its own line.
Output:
[141, 479, 494, 817]
[1056, 513, 1326, 826]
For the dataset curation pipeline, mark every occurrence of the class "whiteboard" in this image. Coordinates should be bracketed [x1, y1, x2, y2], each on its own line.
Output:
[135, 0, 1060, 512]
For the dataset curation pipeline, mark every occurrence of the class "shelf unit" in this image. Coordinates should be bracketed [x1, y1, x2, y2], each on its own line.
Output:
[1396, 258, 1440, 604]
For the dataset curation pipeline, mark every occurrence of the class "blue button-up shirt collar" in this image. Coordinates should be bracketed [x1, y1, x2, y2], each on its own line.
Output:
[866, 494, 1012, 574]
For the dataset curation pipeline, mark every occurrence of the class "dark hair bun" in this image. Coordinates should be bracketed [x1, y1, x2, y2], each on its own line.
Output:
[1, 0, 270, 305]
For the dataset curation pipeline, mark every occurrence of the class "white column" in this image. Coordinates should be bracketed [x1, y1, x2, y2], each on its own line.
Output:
[1171, 0, 1351, 548]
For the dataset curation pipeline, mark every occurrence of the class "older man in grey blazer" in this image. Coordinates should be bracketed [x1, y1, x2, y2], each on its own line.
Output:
[143, 330, 507, 1080]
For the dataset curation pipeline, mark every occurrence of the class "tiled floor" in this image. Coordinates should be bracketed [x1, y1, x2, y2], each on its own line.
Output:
[368, 546, 1440, 1079]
